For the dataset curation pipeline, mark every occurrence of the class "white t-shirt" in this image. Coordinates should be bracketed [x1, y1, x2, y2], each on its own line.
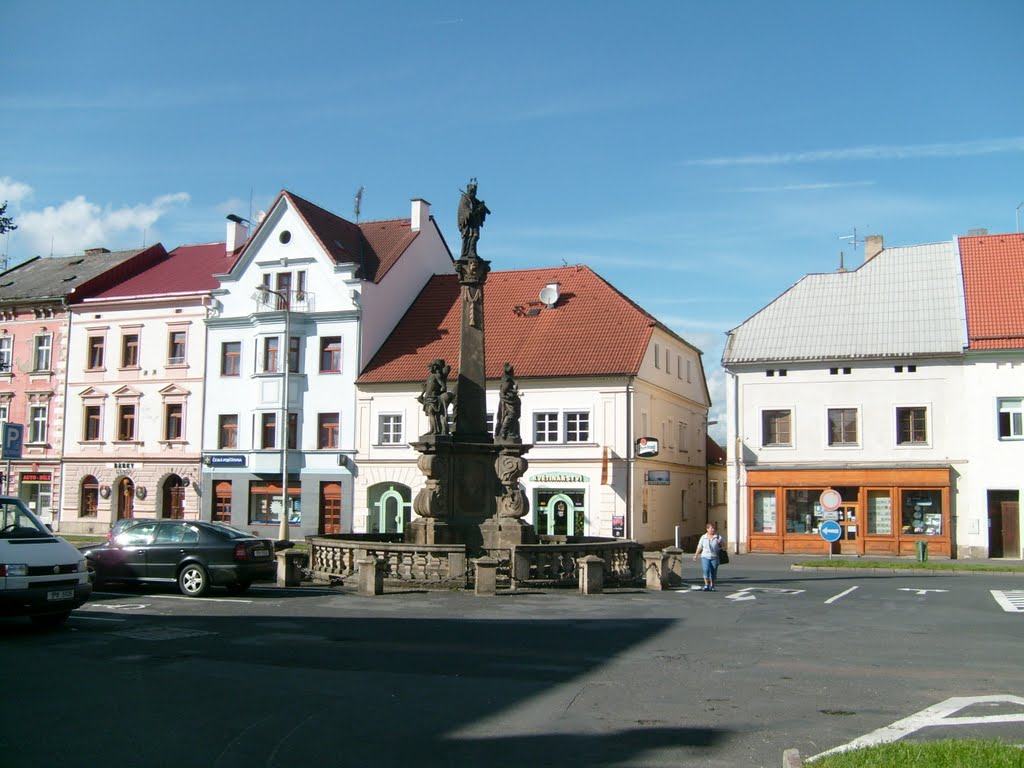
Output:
[697, 533, 723, 559]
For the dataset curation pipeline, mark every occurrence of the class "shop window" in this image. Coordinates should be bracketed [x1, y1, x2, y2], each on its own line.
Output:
[218, 414, 238, 449]
[866, 490, 893, 535]
[896, 406, 927, 445]
[535, 490, 587, 536]
[762, 409, 792, 447]
[368, 483, 412, 534]
[827, 408, 858, 446]
[785, 488, 825, 534]
[80, 475, 99, 518]
[753, 490, 777, 533]
[901, 490, 942, 535]
[248, 479, 300, 526]
[998, 398, 1024, 440]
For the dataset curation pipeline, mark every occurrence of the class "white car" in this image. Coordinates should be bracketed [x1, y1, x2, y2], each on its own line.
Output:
[0, 497, 91, 628]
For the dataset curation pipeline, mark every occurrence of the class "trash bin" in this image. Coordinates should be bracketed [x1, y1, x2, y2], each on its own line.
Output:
[915, 540, 928, 562]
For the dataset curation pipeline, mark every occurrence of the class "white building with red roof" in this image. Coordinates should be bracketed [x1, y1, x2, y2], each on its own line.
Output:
[724, 231, 1024, 560]
[354, 265, 713, 549]
[200, 191, 453, 539]
[59, 242, 240, 533]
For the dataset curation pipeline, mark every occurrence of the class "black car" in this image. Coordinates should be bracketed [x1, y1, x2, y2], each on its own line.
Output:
[82, 520, 277, 596]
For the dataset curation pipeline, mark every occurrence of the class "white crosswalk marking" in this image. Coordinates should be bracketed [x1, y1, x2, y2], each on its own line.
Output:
[991, 590, 1024, 613]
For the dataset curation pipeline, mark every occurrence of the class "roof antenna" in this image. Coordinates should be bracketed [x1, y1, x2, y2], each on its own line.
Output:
[354, 186, 365, 223]
[837, 251, 847, 273]
[839, 226, 867, 253]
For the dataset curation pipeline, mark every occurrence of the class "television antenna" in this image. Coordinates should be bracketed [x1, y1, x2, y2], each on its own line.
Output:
[839, 226, 868, 252]
[354, 186, 365, 222]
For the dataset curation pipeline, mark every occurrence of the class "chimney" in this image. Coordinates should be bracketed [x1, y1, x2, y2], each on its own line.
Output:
[226, 219, 248, 254]
[967, 228, 988, 237]
[864, 234, 884, 263]
[411, 198, 431, 232]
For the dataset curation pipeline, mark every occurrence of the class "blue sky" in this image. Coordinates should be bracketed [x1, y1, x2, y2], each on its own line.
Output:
[3, 0, 1023, 439]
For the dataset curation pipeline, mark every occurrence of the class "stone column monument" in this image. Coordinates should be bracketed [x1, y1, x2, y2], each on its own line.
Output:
[406, 180, 535, 555]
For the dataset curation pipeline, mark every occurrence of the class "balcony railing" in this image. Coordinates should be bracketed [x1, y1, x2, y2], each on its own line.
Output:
[254, 289, 315, 313]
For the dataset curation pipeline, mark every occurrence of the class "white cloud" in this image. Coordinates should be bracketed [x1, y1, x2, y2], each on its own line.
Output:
[684, 136, 1024, 167]
[15, 192, 189, 257]
[0, 177, 33, 204]
[741, 181, 876, 193]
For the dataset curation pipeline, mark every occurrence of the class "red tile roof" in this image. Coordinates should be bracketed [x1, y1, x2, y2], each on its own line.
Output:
[359, 265, 660, 384]
[283, 191, 418, 283]
[90, 242, 242, 299]
[960, 232, 1024, 350]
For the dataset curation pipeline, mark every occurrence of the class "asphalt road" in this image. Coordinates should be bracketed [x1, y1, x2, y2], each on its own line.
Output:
[3, 555, 1022, 767]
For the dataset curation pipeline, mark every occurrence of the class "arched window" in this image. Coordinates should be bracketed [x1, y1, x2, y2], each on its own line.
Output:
[80, 475, 99, 518]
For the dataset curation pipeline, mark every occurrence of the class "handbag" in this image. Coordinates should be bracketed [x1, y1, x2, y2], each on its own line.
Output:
[718, 547, 729, 565]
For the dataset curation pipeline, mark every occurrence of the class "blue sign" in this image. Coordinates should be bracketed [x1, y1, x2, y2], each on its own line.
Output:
[819, 520, 842, 543]
[204, 454, 247, 467]
[1, 423, 24, 460]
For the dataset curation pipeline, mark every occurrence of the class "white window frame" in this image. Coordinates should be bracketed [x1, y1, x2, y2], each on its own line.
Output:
[998, 398, 1024, 440]
[533, 412, 559, 443]
[0, 336, 12, 373]
[378, 413, 404, 446]
[33, 334, 52, 372]
[29, 404, 48, 444]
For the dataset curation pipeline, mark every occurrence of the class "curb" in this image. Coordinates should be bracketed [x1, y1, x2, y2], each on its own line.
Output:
[792, 564, 1024, 576]
[782, 748, 803, 767]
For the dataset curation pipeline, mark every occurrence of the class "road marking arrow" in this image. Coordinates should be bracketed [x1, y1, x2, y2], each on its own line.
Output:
[898, 588, 949, 596]
[725, 587, 805, 602]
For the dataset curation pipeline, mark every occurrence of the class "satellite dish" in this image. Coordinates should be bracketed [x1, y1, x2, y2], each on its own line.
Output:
[539, 282, 561, 308]
[255, 211, 267, 224]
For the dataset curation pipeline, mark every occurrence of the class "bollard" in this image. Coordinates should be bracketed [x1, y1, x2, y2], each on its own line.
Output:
[661, 547, 684, 588]
[577, 555, 604, 595]
[916, 540, 928, 562]
[474, 556, 499, 596]
[643, 552, 665, 590]
[276, 549, 304, 587]
[357, 556, 384, 596]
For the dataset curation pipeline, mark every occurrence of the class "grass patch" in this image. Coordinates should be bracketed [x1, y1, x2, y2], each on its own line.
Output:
[798, 559, 1024, 573]
[808, 739, 1024, 766]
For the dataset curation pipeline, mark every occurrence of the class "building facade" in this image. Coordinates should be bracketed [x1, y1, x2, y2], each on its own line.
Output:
[58, 242, 239, 534]
[200, 191, 453, 539]
[355, 266, 713, 548]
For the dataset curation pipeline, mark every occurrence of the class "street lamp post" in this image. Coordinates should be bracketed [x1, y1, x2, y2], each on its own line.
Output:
[258, 285, 292, 543]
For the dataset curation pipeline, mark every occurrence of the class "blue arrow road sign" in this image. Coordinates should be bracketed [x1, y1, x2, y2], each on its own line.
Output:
[819, 519, 843, 543]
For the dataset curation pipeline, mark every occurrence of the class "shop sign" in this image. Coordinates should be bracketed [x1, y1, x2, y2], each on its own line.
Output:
[646, 470, 671, 485]
[112, 462, 135, 470]
[635, 437, 659, 457]
[529, 472, 588, 483]
[20, 473, 51, 482]
[204, 454, 247, 467]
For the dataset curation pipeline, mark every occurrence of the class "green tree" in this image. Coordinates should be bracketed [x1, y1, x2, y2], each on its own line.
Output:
[0, 202, 16, 235]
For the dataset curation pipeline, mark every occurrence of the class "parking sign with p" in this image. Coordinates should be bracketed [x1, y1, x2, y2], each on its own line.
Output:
[2, 423, 24, 460]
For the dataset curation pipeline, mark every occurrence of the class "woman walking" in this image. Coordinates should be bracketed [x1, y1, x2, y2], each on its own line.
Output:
[693, 523, 724, 591]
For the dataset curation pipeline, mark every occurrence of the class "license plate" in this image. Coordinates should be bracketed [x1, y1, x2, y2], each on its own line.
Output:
[253, 548, 269, 558]
[47, 589, 74, 601]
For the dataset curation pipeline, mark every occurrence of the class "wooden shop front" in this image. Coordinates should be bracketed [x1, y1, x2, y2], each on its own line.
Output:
[746, 466, 951, 557]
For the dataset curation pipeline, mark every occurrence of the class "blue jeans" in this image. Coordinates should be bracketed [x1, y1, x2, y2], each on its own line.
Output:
[701, 557, 719, 582]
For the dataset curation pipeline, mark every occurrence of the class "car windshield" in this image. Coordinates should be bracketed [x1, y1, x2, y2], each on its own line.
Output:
[0, 500, 53, 538]
[209, 522, 257, 540]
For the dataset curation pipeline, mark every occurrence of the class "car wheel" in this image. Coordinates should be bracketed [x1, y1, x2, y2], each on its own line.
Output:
[178, 563, 209, 597]
[30, 611, 71, 629]
[86, 561, 102, 587]
[225, 580, 251, 595]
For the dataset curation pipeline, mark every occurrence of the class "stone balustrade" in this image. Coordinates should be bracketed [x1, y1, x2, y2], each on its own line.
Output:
[511, 540, 643, 588]
[307, 536, 468, 586]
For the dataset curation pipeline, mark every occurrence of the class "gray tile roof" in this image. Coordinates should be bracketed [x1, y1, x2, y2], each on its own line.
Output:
[723, 240, 967, 365]
[0, 249, 146, 303]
